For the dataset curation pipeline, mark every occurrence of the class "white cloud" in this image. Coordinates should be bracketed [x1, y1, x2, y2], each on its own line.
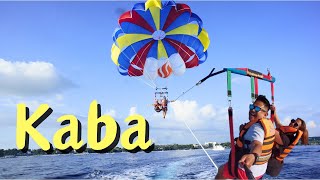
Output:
[55, 94, 64, 101]
[148, 100, 228, 131]
[129, 106, 137, 115]
[282, 116, 293, 125]
[1, 95, 66, 111]
[307, 121, 317, 128]
[0, 59, 74, 96]
[0, 98, 16, 107]
[199, 104, 217, 118]
[16, 100, 44, 110]
[105, 109, 117, 117]
[170, 100, 226, 123]
[171, 100, 199, 123]
[0, 95, 68, 130]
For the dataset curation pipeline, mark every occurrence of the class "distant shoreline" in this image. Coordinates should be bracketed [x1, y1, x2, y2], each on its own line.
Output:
[1, 140, 319, 158]
[0, 143, 226, 157]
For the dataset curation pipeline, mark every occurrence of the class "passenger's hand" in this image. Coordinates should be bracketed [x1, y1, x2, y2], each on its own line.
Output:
[239, 124, 244, 131]
[238, 154, 256, 168]
[270, 105, 276, 112]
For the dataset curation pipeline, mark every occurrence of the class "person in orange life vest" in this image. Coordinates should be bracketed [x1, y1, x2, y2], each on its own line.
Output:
[266, 105, 309, 177]
[161, 96, 174, 119]
[153, 99, 162, 113]
[215, 95, 275, 179]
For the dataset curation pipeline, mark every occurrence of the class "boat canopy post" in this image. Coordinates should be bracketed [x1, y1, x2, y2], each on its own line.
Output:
[227, 70, 236, 176]
[254, 77, 259, 99]
[250, 77, 255, 102]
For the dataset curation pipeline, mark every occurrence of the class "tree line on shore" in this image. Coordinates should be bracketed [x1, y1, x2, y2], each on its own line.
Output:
[0, 142, 230, 157]
[1, 137, 319, 157]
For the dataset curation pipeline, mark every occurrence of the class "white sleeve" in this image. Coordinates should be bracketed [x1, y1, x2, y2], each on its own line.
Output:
[246, 123, 265, 144]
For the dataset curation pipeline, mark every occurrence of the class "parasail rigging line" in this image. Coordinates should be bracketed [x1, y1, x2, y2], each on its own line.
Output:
[172, 68, 224, 101]
[183, 119, 219, 170]
[117, 28, 158, 88]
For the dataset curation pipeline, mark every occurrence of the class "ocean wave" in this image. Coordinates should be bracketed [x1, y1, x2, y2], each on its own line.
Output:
[1, 146, 319, 179]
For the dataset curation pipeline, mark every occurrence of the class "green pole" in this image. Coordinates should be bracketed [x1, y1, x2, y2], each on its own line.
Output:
[251, 77, 255, 102]
[227, 70, 232, 98]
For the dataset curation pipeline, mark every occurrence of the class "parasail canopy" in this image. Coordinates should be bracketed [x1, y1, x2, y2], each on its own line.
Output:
[111, 0, 210, 81]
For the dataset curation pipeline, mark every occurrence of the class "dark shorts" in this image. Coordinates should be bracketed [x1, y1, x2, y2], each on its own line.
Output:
[266, 157, 283, 177]
[280, 132, 291, 148]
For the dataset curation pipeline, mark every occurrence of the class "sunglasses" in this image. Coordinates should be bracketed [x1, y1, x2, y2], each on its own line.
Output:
[290, 119, 299, 127]
[249, 104, 267, 112]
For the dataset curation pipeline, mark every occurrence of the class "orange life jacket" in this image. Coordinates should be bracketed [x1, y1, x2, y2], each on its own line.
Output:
[275, 126, 303, 162]
[228, 118, 275, 178]
[236, 118, 275, 165]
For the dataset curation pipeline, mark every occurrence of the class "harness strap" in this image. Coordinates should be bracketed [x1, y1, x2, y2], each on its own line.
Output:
[236, 119, 260, 148]
[228, 107, 236, 176]
[270, 82, 275, 122]
[226, 70, 236, 177]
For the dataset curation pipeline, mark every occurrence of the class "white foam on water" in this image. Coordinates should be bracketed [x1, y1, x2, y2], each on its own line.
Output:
[85, 165, 157, 180]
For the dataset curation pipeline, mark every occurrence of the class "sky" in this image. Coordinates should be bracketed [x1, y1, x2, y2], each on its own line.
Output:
[0, 1, 319, 149]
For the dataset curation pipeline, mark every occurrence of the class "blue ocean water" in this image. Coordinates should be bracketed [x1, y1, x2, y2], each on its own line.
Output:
[0, 145, 319, 179]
